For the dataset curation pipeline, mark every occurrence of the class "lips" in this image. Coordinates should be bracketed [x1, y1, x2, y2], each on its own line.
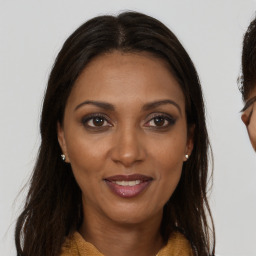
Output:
[104, 174, 153, 198]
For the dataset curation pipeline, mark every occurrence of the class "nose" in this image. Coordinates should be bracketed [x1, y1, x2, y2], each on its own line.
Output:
[110, 127, 146, 167]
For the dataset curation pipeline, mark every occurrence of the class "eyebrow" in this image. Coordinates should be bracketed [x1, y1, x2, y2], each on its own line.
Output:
[74, 100, 115, 111]
[74, 99, 182, 114]
[241, 96, 256, 112]
[142, 99, 182, 115]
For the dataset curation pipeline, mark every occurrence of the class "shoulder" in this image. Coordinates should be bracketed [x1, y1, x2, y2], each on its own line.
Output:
[60, 232, 78, 256]
[157, 232, 194, 256]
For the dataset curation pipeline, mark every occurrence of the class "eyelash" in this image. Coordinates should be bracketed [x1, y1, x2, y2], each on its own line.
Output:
[81, 113, 112, 129]
[81, 113, 176, 130]
[145, 113, 176, 129]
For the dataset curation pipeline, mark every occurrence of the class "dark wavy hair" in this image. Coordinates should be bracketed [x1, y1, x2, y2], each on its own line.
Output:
[240, 15, 256, 101]
[15, 11, 215, 256]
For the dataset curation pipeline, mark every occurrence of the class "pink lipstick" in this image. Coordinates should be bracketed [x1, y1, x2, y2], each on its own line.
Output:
[104, 174, 153, 198]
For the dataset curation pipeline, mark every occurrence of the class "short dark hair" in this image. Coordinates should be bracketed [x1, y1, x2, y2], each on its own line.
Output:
[240, 15, 256, 101]
[15, 11, 215, 256]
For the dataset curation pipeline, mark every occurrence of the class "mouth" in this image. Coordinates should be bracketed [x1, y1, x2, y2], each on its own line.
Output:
[104, 174, 153, 198]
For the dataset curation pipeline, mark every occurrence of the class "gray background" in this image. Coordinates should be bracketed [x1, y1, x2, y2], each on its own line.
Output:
[1, 0, 256, 255]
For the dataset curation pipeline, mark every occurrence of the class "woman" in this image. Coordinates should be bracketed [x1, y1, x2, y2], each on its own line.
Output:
[15, 11, 215, 256]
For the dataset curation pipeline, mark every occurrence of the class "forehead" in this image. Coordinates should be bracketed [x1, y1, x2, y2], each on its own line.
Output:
[67, 51, 185, 110]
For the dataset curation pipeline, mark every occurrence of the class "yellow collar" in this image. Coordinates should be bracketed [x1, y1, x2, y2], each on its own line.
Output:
[61, 231, 193, 256]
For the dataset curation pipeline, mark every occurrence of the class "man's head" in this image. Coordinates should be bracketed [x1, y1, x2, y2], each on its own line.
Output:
[240, 16, 256, 151]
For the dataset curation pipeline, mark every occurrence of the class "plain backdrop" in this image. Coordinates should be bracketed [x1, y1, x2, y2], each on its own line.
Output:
[1, 0, 256, 255]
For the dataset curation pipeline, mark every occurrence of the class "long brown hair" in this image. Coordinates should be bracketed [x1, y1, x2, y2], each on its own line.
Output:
[15, 11, 215, 256]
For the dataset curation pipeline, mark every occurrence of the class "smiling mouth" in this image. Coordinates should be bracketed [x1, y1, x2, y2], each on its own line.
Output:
[112, 180, 141, 186]
[104, 174, 153, 198]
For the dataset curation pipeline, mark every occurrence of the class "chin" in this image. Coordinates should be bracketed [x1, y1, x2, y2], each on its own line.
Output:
[106, 205, 161, 226]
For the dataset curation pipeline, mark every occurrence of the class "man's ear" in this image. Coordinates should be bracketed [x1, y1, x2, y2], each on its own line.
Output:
[57, 122, 70, 163]
[184, 124, 195, 161]
[241, 112, 249, 126]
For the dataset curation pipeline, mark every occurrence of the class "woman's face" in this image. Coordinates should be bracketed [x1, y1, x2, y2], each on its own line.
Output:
[242, 86, 256, 151]
[58, 51, 193, 226]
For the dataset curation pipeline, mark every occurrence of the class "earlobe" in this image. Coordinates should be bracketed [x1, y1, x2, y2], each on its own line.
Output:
[57, 122, 70, 163]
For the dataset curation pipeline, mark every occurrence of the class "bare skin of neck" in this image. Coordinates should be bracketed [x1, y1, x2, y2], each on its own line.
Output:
[79, 205, 164, 256]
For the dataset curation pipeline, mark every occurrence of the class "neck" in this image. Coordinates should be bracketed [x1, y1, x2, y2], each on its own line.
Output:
[79, 207, 164, 256]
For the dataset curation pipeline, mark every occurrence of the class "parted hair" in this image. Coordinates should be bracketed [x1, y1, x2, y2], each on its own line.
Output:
[240, 15, 256, 101]
[15, 11, 215, 256]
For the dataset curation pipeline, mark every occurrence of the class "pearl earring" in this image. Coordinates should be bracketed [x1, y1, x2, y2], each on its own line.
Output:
[185, 154, 189, 160]
[61, 154, 66, 161]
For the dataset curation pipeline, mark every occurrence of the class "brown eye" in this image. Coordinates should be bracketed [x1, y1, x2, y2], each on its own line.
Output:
[153, 117, 165, 126]
[82, 114, 111, 128]
[92, 117, 105, 126]
[145, 114, 176, 128]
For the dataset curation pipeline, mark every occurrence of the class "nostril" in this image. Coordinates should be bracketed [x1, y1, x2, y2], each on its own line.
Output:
[112, 151, 143, 167]
[110, 140, 146, 167]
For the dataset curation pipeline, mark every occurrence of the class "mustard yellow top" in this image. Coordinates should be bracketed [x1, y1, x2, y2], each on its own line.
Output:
[60, 231, 193, 256]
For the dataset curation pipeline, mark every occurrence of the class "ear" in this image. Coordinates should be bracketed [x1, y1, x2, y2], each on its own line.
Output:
[241, 112, 249, 126]
[184, 124, 195, 161]
[57, 122, 70, 163]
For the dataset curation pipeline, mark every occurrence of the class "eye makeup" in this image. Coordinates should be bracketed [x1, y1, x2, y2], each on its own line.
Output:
[81, 113, 112, 131]
[80, 111, 177, 132]
[144, 112, 177, 130]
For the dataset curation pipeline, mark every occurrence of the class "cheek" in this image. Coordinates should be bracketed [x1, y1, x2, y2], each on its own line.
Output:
[149, 154, 183, 212]
[64, 131, 110, 188]
[155, 147, 184, 189]
[65, 137, 109, 204]
[148, 132, 186, 200]
[65, 127, 109, 165]
[149, 130, 187, 169]
[248, 112, 256, 145]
